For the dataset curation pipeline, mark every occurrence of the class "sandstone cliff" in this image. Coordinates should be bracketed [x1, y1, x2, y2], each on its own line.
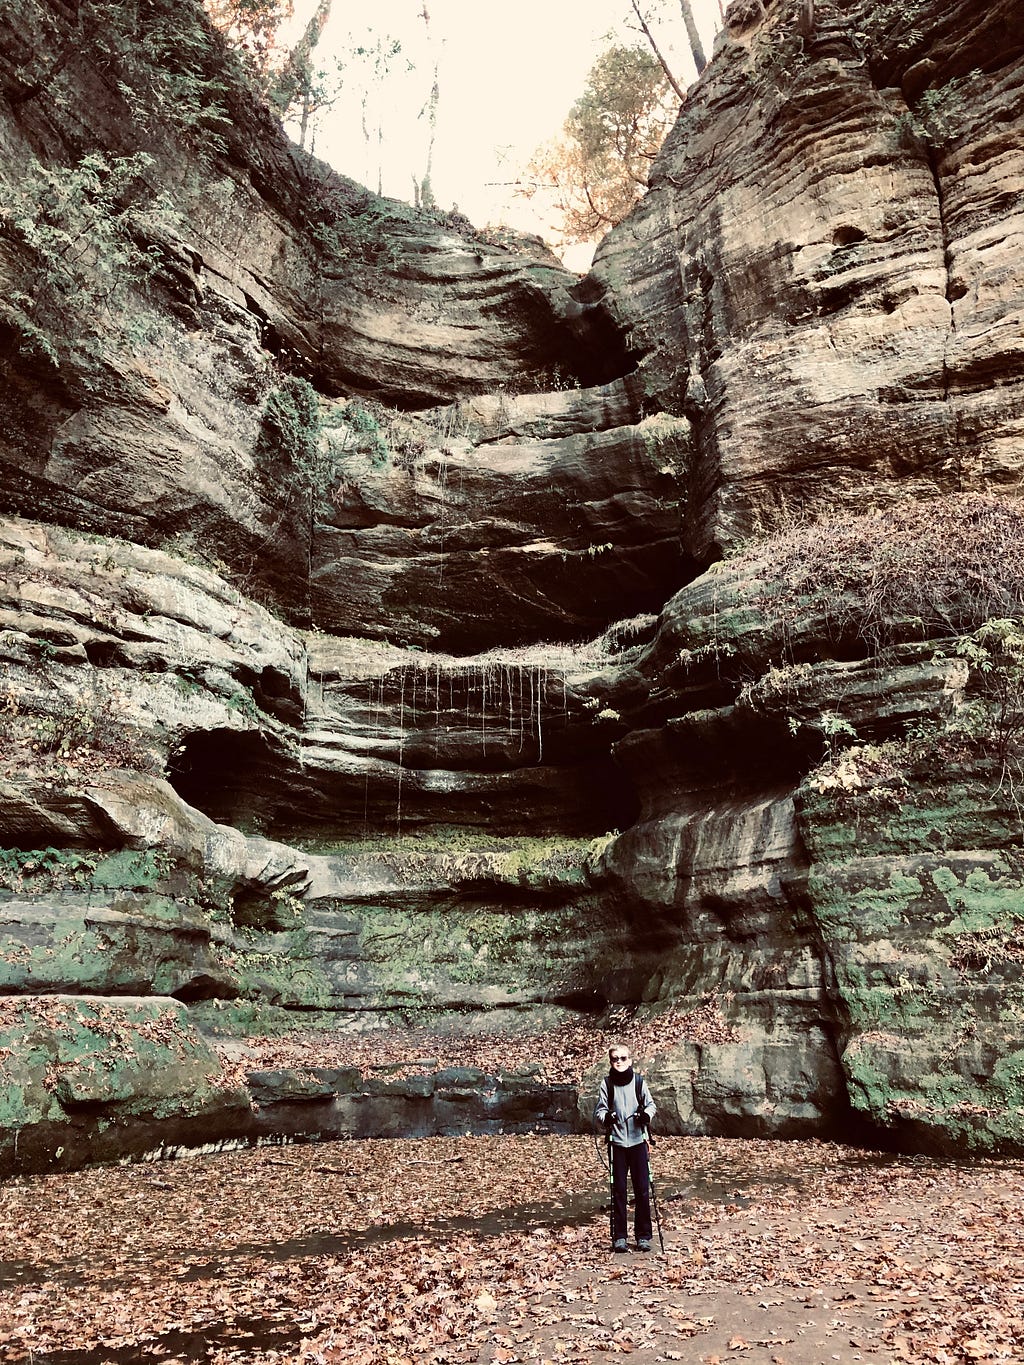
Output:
[1, 0, 1023, 1173]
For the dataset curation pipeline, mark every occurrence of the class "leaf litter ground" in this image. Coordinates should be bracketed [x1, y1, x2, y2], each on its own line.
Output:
[1, 1136, 1022, 1364]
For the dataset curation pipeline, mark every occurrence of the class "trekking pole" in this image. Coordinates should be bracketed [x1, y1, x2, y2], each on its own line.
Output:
[606, 1137, 615, 1246]
[647, 1136, 665, 1252]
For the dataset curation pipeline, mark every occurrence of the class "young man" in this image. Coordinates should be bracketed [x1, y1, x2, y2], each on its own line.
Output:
[593, 1043, 656, 1252]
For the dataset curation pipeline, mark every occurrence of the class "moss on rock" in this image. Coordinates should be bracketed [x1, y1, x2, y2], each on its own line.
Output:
[803, 753, 1024, 1154]
[0, 996, 242, 1136]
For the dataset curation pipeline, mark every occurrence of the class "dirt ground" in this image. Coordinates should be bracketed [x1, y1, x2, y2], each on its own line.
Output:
[0, 1135, 1021, 1364]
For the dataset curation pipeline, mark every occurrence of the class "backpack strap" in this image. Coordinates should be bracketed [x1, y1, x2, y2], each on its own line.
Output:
[635, 1074, 643, 1108]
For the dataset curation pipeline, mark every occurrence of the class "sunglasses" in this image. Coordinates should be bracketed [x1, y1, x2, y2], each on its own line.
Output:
[610, 1054, 630, 1062]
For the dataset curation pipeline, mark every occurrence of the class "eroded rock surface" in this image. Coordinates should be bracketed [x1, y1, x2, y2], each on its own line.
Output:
[310, 381, 691, 650]
[2, 0, 1024, 1170]
[593, 0, 1024, 556]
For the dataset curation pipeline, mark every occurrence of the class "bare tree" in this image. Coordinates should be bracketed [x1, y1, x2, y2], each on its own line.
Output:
[352, 35, 403, 195]
[414, 2, 440, 209]
[679, 0, 707, 75]
[629, 0, 687, 101]
[271, 0, 333, 145]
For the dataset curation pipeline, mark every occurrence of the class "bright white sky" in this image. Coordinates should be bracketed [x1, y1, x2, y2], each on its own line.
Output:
[285, 0, 724, 267]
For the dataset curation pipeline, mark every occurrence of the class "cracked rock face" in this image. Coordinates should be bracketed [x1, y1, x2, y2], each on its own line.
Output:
[2, 0, 1024, 1170]
[593, 0, 1024, 557]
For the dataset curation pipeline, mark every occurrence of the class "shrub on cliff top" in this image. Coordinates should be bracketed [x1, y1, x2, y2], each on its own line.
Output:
[750, 494, 1024, 651]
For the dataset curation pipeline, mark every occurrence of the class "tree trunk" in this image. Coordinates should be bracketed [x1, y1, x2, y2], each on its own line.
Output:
[298, 90, 311, 150]
[679, 0, 707, 76]
[629, 0, 686, 102]
[417, 4, 440, 210]
[290, 0, 333, 73]
[796, 0, 815, 38]
[271, 0, 332, 119]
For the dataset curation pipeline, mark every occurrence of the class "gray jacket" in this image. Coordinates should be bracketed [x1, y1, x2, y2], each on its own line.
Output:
[593, 1072, 656, 1148]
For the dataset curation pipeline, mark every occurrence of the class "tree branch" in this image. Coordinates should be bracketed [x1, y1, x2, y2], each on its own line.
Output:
[629, 0, 687, 103]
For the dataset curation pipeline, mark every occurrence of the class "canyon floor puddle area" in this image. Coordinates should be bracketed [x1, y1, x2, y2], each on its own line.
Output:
[1, 1135, 1022, 1364]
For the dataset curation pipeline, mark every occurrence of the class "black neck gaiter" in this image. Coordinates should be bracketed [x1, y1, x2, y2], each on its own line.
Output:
[610, 1066, 635, 1087]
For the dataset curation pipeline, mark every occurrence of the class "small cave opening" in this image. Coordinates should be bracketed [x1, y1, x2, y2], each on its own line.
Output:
[565, 275, 640, 387]
[83, 640, 121, 667]
[167, 728, 289, 831]
[172, 973, 239, 1003]
[832, 225, 867, 246]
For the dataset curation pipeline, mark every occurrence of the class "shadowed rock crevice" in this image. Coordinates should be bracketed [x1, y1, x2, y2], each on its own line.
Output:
[563, 275, 642, 388]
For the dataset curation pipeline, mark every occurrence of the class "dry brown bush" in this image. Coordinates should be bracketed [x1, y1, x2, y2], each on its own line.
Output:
[751, 494, 1024, 650]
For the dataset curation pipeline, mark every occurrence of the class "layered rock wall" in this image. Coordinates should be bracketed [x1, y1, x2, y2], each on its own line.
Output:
[2, 0, 1024, 1171]
[593, 0, 1024, 554]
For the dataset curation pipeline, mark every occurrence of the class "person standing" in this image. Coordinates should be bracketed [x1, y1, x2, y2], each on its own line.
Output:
[593, 1043, 656, 1252]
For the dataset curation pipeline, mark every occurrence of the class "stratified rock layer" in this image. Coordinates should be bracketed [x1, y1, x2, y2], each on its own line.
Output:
[2, 0, 1024, 1170]
[592, 0, 1024, 556]
[310, 382, 691, 650]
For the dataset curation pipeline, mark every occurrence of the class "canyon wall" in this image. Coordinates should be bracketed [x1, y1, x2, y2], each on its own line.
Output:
[1, 0, 1024, 1173]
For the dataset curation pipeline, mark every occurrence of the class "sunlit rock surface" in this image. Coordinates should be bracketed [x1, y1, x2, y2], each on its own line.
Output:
[592, 0, 1024, 556]
[2, 0, 1024, 1170]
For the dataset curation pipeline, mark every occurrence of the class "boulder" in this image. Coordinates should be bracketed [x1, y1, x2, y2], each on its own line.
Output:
[0, 994, 250, 1175]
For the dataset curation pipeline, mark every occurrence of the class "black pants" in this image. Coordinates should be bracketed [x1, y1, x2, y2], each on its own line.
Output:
[611, 1141, 652, 1242]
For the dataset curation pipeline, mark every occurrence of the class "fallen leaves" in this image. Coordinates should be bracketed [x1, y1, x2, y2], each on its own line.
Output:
[217, 1000, 740, 1090]
[0, 1137, 1021, 1363]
